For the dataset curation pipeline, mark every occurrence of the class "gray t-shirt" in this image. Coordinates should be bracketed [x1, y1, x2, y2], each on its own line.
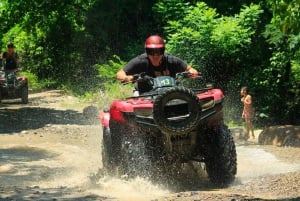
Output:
[123, 53, 188, 93]
[123, 53, 187, 78]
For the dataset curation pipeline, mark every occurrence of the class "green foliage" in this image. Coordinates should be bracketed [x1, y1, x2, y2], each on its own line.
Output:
[164, 2, 218, 65]
[289, 59, 300, 119]
[152, 0, 191, 25]
[291, 60, 300, 81]
[77, 80, 133, 110]
[165, 2, 262, 57]
[203, 0, 263, 16]
[92, 55, 133, 108]
[164, 2, 263, 88]
[70, 80, 133, 110]
[212, 4, 263, 52]
[0, 0, 298, 124]
[19, 71, 40, 90]
[0, 0, 94, 84]
[211, 18, 249, 52]
[94, 55, 126, 82]
[259, 0, 300, 123]
[0, 0, 159, 89]
[19, 71, 57, 90]
[99, 82, 133, 107]
[268, 0, 300, 34]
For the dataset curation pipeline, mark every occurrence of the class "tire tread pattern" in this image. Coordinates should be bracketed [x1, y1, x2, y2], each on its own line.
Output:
[205, 125, 237, 186]
[153, 86, 202, 135]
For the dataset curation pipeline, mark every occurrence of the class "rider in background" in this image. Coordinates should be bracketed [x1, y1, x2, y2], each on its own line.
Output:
[2, 42, 20, 73]
[116, 35, 198, 93]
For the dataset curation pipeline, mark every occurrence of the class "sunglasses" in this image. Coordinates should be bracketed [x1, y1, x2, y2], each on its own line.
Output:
[146, 48, 165, 56]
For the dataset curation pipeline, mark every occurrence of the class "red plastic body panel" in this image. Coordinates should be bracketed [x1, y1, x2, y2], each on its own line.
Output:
[109, 99, 153, 122]
[100, 88, 224, 128]
[196, 89, 224, 101]
[99, 111, 110, 128]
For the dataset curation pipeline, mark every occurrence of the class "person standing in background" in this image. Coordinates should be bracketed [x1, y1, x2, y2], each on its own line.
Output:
[241, 86, 255, 140]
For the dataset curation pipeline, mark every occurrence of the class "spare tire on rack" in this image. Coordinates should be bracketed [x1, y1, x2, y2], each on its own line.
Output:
[153, 86, 202, 135]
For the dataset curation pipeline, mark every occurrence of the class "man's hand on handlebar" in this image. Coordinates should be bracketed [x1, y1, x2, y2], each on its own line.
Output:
[189, 72, 200, 78]
[123, 74, 140, 82]
[123, 75, 134, 82]
[176, 71, 199, 77]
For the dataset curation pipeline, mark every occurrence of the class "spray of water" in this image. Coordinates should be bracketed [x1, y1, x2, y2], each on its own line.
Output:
[235, 146, 300, 183]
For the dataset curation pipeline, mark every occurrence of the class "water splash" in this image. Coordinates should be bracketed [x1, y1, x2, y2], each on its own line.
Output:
[91, 176, 169, 201]
[236, 146, 300, 182]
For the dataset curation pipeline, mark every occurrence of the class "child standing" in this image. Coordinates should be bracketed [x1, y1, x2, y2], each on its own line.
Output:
[240, 86, 255, 140]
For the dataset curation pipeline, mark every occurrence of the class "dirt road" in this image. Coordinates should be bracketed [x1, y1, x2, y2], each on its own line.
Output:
[0, 90, 299, 201]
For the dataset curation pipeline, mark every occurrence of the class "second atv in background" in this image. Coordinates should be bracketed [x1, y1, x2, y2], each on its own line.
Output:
[0, 69, 29, 104]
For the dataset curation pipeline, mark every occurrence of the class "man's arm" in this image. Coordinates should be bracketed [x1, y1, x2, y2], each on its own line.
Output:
[116, 69, 134, 82]
[186, 65, 198, 75]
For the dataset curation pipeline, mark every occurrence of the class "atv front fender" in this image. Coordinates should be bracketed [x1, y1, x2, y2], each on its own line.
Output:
[100, 111, 110, 128]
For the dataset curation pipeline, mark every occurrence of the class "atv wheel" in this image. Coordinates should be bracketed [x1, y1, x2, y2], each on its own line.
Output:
[153, 86, 202, 135]
[205, 125, 237, 186]
[109, 120, 155, 177]
[101, 126, 113, 172]
[109, 120, 123, 166]
[21, 85, 29, 104]
[120, 134, 152, 177]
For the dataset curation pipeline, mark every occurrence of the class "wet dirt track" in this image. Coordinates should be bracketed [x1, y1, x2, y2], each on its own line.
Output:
[0, 90, 300, 201]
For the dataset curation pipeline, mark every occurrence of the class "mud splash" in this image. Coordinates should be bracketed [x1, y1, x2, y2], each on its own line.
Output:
[91, 177, 169, 201]
[0, 143, 98, 188]
[91, 145, 300, 201]
[1, 120, 299, 200]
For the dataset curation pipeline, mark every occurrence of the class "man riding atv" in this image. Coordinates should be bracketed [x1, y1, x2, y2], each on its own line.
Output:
[1, 42, 20, 74]
[116, 35, 198, 94]
[101, 35, 237, 186]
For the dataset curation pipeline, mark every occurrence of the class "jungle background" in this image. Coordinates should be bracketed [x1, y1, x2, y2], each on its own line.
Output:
[0, 0, 299, 127]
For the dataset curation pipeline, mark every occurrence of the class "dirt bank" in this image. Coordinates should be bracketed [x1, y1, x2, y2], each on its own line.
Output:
[0, 90, 299, 201]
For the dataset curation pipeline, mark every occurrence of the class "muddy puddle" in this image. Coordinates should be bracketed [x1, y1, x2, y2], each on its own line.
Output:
[1, 91, 299, 200]
[89, 145, 300, 200]
[0, 144, 93, 188]
[236, 146, 300, 182]
[1, 135, 300, 201]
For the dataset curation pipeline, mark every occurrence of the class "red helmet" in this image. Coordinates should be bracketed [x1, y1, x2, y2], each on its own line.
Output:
[145, 35, 165, 49]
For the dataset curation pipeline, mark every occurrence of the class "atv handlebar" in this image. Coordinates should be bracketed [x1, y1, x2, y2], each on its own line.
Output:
[121, 71, 201, 85]
[121, 72, 153, 85]
[176, 71, 201, 79]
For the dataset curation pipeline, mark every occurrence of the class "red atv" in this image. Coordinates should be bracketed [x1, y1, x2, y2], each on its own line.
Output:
[100, 72, 237, 186]
[0, 69, 29, 104]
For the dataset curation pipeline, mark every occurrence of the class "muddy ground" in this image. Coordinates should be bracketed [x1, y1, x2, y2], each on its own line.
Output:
[0, 90, 299, 201]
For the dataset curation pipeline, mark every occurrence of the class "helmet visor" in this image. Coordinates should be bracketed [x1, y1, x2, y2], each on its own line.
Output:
[146, 48, 165, 56]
